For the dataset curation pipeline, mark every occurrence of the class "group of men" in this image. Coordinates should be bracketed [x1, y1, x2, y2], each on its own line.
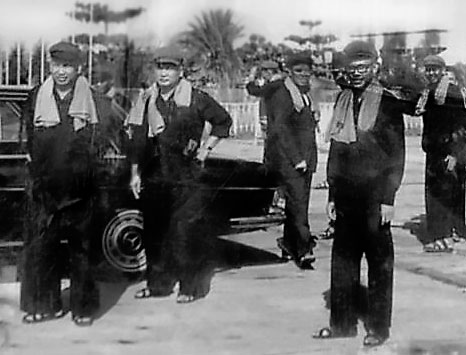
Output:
[18, 37, 466, 349]
[246, 40, 466, 347]
[19, 42, 233, 325]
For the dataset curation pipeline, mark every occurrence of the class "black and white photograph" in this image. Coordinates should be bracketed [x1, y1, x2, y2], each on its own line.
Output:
[1, 0, 466, 354]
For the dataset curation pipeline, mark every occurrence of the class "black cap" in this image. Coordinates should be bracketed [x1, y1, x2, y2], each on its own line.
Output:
[49, 41, 82, 65]
[286, 53, 313, 68]
[154, 46, 185, 65]
[343, 40, 378, 62]
[423, 55, 446, 68]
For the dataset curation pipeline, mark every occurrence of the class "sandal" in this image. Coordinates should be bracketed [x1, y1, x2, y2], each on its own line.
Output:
[314, 181, 329, 190]
[134, 287, 172, 299]
[276, 238, 293, 261]
[176, 294, 196, 304]
[72, 315, 94, 327]
[423, 239, 453, 253]
[22, 310, 66, 324]
[134, 288, 153, 299]
[319, 225, 335, 240]
[312, 326, 357, 339]
[363, 332, 388, 347]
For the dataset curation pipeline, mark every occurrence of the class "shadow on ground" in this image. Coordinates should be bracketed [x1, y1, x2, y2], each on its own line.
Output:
[84, 235, 284, 319]
[214, 237, 284, 269]
[400, 214, 429, 244]
[397, 340, 466, 355]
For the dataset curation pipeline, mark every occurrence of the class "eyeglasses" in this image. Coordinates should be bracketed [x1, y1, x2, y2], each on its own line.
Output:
[292, 68, 312, 75]
[424, 66, 443, 74]
[155, 63, 180, 70]
[346, 64, 372, 74]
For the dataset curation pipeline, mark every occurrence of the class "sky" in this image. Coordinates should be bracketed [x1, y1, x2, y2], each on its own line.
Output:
[0, 0, 465, 63]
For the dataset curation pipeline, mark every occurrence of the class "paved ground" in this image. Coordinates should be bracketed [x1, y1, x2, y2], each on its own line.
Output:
[1, 136, 466, 354]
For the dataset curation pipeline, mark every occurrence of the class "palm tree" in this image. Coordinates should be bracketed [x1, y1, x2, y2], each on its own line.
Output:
[177, 9, 244, 86]
[69, 2, 145, 35]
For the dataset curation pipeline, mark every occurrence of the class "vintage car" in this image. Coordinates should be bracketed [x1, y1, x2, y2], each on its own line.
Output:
[0, 85, 284, 276]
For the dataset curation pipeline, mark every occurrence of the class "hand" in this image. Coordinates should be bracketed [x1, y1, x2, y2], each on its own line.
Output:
[196, 147, 211, 168]
[326, 201, 336, 221]
[130, 173, 141, 200]
[248, 66, 258, 82]
[381, 204, 394, 225]
[183, 139, 199, 157]
[445, 155, 457, 172]
[270, 73, 283, 82]
[256, 78, 266, 86]
[294, 160, 307, 173]
[25, 153, 32, 163]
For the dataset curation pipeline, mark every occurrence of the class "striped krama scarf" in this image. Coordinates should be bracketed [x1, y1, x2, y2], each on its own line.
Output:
[325, 81, 383, 143]
[128, 79, 192, 137]
[33, 76, 98, 131]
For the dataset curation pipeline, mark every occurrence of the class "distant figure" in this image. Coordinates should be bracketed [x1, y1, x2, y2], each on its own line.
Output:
[20, 42, 113, 326]
[128, 46, 232, 303]
[313, 40, 406, 347]
[247, 53, 318, 269]
[416, 55, 466, 252]
[246, 60, 283, 163]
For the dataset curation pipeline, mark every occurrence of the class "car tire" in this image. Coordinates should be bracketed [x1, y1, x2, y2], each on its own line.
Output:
[101, 209, 146, 274]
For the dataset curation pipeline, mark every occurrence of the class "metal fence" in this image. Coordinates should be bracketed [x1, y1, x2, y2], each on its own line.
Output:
[222, 100, 424, 146]
[222, 101, 261, 142]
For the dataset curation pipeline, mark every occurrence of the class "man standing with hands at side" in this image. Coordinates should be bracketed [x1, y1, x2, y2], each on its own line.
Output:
[255, 53, 318, 269]
[20, 41, 112, 326]
[415, 55, 466, 252]
[313, 41, 406, 347]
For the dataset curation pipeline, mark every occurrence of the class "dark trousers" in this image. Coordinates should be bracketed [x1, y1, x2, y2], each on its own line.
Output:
[280, 169, 314, 258]
[141, 181, 217, 297]
[425, 153, 466, 243]
[20, 193, 99, 317]
[330, 196, 394, 338]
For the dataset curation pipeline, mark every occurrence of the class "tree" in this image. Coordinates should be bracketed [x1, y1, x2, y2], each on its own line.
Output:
[286, 20, 337, 52]
[176, 9, 244, 86]
[236, 33, 291, 73]
[68, 2, 145, 35]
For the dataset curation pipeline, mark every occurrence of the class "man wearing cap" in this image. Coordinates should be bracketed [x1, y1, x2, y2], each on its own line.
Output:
[20, 41, 114, 326]
[313, 41, 406, 347]
[127, 46, 232, 303]
[416, 55, 466, 252]
[247, 53, 318, 269]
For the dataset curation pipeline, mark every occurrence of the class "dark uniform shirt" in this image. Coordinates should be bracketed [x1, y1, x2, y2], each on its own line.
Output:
[128, 88, 232, 183]
[327, 89, 408, 205]
[421, 84, 466, 159]
[250, 80, 317, 175]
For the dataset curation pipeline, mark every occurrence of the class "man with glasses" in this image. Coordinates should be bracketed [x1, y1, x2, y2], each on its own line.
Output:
[416, 55, 466, 252]
[313, 41, 406, 347]
[253, 53, 318, 269]
[127, 46, 232, 303]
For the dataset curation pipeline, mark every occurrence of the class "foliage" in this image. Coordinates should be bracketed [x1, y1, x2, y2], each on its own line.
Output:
[236, 34, 292, 72]
[67, 2, 145, 34]
[286, 20, 338, 50]
[176, 9, 244, 87]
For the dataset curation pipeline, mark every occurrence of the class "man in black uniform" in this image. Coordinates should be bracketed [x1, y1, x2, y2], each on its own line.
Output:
[20, 42, 113, 326]
[416, 55, 466, 252]
[313, 41, 406, 347]
[128, 46, 232, 303]
[246, 60, 283, 165]
[247, 53, 318, 269]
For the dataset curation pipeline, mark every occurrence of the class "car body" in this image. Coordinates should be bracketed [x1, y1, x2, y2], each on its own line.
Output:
[0, 85, 284, 275]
